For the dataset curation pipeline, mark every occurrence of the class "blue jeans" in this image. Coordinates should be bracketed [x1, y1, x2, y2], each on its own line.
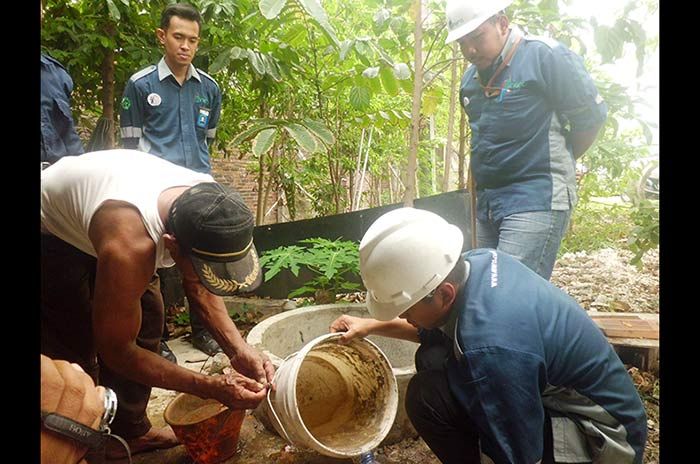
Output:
[476, 209, 571, 280]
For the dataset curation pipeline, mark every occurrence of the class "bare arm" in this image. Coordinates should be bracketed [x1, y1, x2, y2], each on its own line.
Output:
[330, 315, 420, 343]
[178, 262, 274, 385]
[89, 202, 266, 409]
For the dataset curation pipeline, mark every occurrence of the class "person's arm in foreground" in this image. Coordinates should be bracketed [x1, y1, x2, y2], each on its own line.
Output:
[41, 354, 105, 464]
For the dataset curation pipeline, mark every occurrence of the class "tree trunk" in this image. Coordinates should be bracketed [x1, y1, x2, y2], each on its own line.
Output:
[256, 153, 265, 225]
[403, 0, 423, 207]
[443, 42, 459, 192]
[458, 107, 466, 189]
[255, 102, 268, 224]
[98, 21, 116, 149]
[430, 115, 437, 195]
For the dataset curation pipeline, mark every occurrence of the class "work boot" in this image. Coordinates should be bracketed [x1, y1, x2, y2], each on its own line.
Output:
[191, 329, 222, 356]
[159, 340, 178, 364]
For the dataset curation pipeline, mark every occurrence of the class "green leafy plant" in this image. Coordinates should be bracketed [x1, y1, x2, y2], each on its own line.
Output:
[259, 238, 361, 303]
[173, 311, 190, 327]
[627, 198, 659, 268]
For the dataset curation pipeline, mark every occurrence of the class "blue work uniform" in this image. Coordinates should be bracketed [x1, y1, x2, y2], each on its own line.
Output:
[41, 54, 84, 164]
[460, 28, 607, 223]
[428, 249, 647, 463]
[119, 58, 221, 174]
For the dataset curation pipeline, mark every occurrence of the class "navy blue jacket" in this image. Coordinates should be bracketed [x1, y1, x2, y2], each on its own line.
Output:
[40, 54, 84, 164]
[423, 249, 646, 463]
[460, 29, 607, 222]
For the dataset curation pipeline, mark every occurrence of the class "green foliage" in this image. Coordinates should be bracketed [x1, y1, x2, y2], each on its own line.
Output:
[229, 303, 265, 323]
[259, 238, 360, 300]
[627, 198, 659, 268]
[41, 0, 658, 245]
[173, 311, 191, 327]
[560, 201, 632, 255]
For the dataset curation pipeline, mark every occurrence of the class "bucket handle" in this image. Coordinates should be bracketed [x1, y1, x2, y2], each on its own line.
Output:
[265, 351, 297, 445]
[266, 389, 293, 444]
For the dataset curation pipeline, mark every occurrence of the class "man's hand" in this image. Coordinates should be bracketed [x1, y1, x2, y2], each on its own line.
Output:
[209, 368, 268, 410]
[228, 344, 275, 388]
[329, 315, 374, 344]
[41, 355, 105, 464]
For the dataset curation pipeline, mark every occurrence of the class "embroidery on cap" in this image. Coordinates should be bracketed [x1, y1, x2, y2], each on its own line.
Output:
[201, 251, 259, 292]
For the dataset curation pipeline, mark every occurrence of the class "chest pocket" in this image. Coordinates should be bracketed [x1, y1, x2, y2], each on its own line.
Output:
[487, 87, 540, 142]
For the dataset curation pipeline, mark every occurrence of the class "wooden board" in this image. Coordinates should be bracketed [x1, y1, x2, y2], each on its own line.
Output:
[590, 315, 659, 340]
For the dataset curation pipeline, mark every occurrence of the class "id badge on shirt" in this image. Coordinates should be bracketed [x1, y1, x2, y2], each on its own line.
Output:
[196, 107, 210, 129]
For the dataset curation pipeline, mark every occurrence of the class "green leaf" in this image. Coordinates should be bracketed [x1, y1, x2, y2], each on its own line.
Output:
[284, 123, 318, 153]
[106, 0, 120, 20]
[302, 119, 335, 146]
[349, 86, 371, 110]
[288, 286, 317, 298]
[393, 62, 410, 80]
[400, 78, 414, 94]
[253, 128, 277, 157]
[380, 66, 399, 96]
[297, 0, 340, 47]
[247, 50, 266, 75]
[367, 75, 383, 94]
[423, 92, 440, 116]
[231, 46, 247, 60]
[340, 40, 354, 61]
[232, 123, 276, 146]
[210, 49, 232, 74]
[259, 0, 287, 19]
[118, 0, 129, 5]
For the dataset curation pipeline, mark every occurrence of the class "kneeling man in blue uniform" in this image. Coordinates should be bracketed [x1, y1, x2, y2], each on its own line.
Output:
[331, 207, 647, 464]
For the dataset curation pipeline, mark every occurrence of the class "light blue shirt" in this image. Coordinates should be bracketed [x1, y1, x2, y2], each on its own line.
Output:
[119, 58, 221, 173]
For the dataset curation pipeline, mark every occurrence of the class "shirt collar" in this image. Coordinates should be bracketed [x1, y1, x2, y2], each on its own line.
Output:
[157, 57, 201, 83]
[439, 259, 470, 339]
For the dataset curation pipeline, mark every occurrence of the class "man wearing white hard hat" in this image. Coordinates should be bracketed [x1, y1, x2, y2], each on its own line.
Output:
[446, 0, 607, 280]
[331, 208, 646, 463]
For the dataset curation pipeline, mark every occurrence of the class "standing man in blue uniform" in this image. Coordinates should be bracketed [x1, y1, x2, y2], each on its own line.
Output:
[120, 3, 223, 358]
[331, 208, 647, 464]
[446, 0, 608, 280]
[41, 53, 84, 165]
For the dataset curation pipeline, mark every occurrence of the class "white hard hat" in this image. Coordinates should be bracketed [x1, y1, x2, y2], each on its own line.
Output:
[360, 207, 464, 321]
[445, 0, 513, 44]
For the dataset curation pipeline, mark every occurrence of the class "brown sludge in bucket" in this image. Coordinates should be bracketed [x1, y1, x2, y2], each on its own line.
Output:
[164, 393, 246, 464]
[296, 340, 390, 453]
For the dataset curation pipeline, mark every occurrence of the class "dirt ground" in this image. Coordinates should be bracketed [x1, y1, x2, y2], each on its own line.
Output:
[140, 247, 659, 464]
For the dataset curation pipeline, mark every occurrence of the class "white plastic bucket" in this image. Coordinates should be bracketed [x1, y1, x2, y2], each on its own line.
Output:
[265, 333, 398, 458]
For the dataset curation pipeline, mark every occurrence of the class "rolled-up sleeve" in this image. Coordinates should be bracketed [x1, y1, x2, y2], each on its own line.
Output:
[206, 87, 222, 145]
[542, 45, 607, 132]
[119, 79, 143, 149]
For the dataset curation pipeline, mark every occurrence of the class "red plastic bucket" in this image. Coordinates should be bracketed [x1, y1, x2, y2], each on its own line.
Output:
[164, 393, 245, 464]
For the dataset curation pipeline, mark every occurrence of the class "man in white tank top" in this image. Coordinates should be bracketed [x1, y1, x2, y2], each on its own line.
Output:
[41, 149, 274, 458]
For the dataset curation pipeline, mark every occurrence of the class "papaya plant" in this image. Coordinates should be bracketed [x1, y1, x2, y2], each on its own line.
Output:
[258, 238, 360, 304]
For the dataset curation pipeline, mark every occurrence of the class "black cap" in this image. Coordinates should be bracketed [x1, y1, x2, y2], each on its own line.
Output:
[167, 183, 262, 295]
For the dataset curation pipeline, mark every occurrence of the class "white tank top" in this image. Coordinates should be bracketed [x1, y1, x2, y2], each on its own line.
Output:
[41, 149, 214, 270]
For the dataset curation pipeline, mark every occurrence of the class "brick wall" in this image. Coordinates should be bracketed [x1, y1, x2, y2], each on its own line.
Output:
[210, 155, 279, 224]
